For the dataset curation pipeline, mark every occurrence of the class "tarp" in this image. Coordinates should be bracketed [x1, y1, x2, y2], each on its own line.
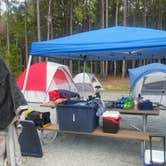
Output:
[17, 61, 77, 102]
[129, 63, 166, 89]
[30, 26, 166, 61]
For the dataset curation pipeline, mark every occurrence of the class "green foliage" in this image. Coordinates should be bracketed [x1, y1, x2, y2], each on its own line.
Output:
[0, 0, 166, 77]
[0, 45, 22, 77]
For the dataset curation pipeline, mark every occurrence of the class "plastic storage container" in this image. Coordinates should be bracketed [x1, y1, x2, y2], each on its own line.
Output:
[57, 100, 99, 132]
[102, 111, 121, 133]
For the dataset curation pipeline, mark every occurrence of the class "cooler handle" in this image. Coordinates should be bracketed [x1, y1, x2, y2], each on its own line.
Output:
[149, 135, 166, 165]
[72, 113, 75, 122]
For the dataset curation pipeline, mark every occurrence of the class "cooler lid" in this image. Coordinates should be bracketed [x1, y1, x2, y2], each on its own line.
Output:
[144, 149, 165, 164]
[102, 111, 120, 119]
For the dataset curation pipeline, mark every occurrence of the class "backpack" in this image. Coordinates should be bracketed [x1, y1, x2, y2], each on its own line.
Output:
[25, 110, 51, 128]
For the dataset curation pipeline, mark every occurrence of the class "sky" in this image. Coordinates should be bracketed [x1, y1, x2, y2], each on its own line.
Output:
[0, 1, 6, 11]
[0, 0, 25, 12]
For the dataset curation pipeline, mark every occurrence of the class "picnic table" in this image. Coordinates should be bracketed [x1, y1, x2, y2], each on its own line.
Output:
[39, 104, 160, 155]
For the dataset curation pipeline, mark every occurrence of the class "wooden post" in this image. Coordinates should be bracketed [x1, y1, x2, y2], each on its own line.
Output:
[90, 61, 93, 73]
[122, 60, 126, 79]
[114, 60, 117, 78]
[132, 60, 135, 68]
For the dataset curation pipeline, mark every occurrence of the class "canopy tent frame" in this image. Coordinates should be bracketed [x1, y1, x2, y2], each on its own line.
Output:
[23, 26, 166, 94]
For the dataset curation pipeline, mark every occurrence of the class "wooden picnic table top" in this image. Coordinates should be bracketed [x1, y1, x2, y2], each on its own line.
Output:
[113, 108, 160, 115]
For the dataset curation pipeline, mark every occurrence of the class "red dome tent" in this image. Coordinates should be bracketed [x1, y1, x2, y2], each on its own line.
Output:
[17, 61, 77, 102]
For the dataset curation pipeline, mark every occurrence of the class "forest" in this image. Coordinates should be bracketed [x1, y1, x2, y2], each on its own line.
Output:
[0, 0, 166, 78]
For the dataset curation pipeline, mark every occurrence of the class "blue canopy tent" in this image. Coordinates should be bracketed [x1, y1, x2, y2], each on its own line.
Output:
[30, 26, 166, 60]
[23, 26, 166, 91]
[129, 63, 166, 106]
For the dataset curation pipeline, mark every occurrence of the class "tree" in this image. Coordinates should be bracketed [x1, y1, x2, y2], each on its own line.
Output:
[69, 0, 73, 74]
[47, 0, 52, 40]
[122, 0, 127, 79]
[36, 0, 41, 62]
[5, 0, 10, 55]
[24, 0, 28, 66]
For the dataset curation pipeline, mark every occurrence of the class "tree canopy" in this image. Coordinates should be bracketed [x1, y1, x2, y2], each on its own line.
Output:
[0, 0, 166, 77]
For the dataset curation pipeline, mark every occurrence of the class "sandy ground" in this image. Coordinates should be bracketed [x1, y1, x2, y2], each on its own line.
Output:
[22, 92, 166, 166]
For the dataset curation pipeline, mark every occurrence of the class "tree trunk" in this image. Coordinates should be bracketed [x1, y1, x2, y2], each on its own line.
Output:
[158, 0, 163, 30]
[104, 0, 108, 78]
[122, 60, 126, 79]
[0, 0, 2, 45]
[105, 0, 108, 27]
[115, 0, 119, 25]
[95, 62, 97, 75]
[100, 0, 105, 78]
[78, 61, 81, 73]
[100, 0, 105, 28]
[91, 62, 93, 73]
[6, 0, 10, 55]
[36, 0, 41, 61]
[132, 60, 135, 68]
[114, 60, 117, 78]
[24, 0, 28, 66]
[143, 0, 147, 27]
[123, 0, 127, 26]
[69, 0, 73, 75]
[114, 0, 119, 78]
[122, 0, 127, 78]
[47, 0, 52, 40]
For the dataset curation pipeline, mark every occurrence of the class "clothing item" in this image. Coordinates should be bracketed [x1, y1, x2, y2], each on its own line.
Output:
[0, 56, 27, 165]
[0, 124, 22, 166]
[0, 56, 27, 130]
[88, 98, 105, 117]
[48, 89, 80, 101]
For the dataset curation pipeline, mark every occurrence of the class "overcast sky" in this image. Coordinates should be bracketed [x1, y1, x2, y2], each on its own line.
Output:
[0, 0, 25, 12]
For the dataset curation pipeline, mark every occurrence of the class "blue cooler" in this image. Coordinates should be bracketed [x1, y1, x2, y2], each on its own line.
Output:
[144, 136, 165, 166]
[57, 100, 99, 132]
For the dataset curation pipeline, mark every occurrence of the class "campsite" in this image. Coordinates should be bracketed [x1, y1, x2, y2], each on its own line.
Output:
[0, 1, 166, 166]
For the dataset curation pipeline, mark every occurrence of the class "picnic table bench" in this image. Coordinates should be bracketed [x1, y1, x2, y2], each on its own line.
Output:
[40, 124, 160, 142]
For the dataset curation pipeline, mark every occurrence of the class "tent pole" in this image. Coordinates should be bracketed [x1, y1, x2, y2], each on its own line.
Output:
[23, 55, 32, 94]
[83, 61, 86, 98]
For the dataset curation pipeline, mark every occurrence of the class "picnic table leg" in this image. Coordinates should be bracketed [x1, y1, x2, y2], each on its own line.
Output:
[141, 115, 148, 157]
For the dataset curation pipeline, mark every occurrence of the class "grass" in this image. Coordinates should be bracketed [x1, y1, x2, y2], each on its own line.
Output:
[100, 76, 130, 92]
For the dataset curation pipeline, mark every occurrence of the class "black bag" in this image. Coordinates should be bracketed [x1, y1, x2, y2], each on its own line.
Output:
[25, 111, 51, 127]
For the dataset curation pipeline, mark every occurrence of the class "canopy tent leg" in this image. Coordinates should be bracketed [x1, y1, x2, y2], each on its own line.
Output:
[82, 61, 86, 98]
[23, 55, 32, 94]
